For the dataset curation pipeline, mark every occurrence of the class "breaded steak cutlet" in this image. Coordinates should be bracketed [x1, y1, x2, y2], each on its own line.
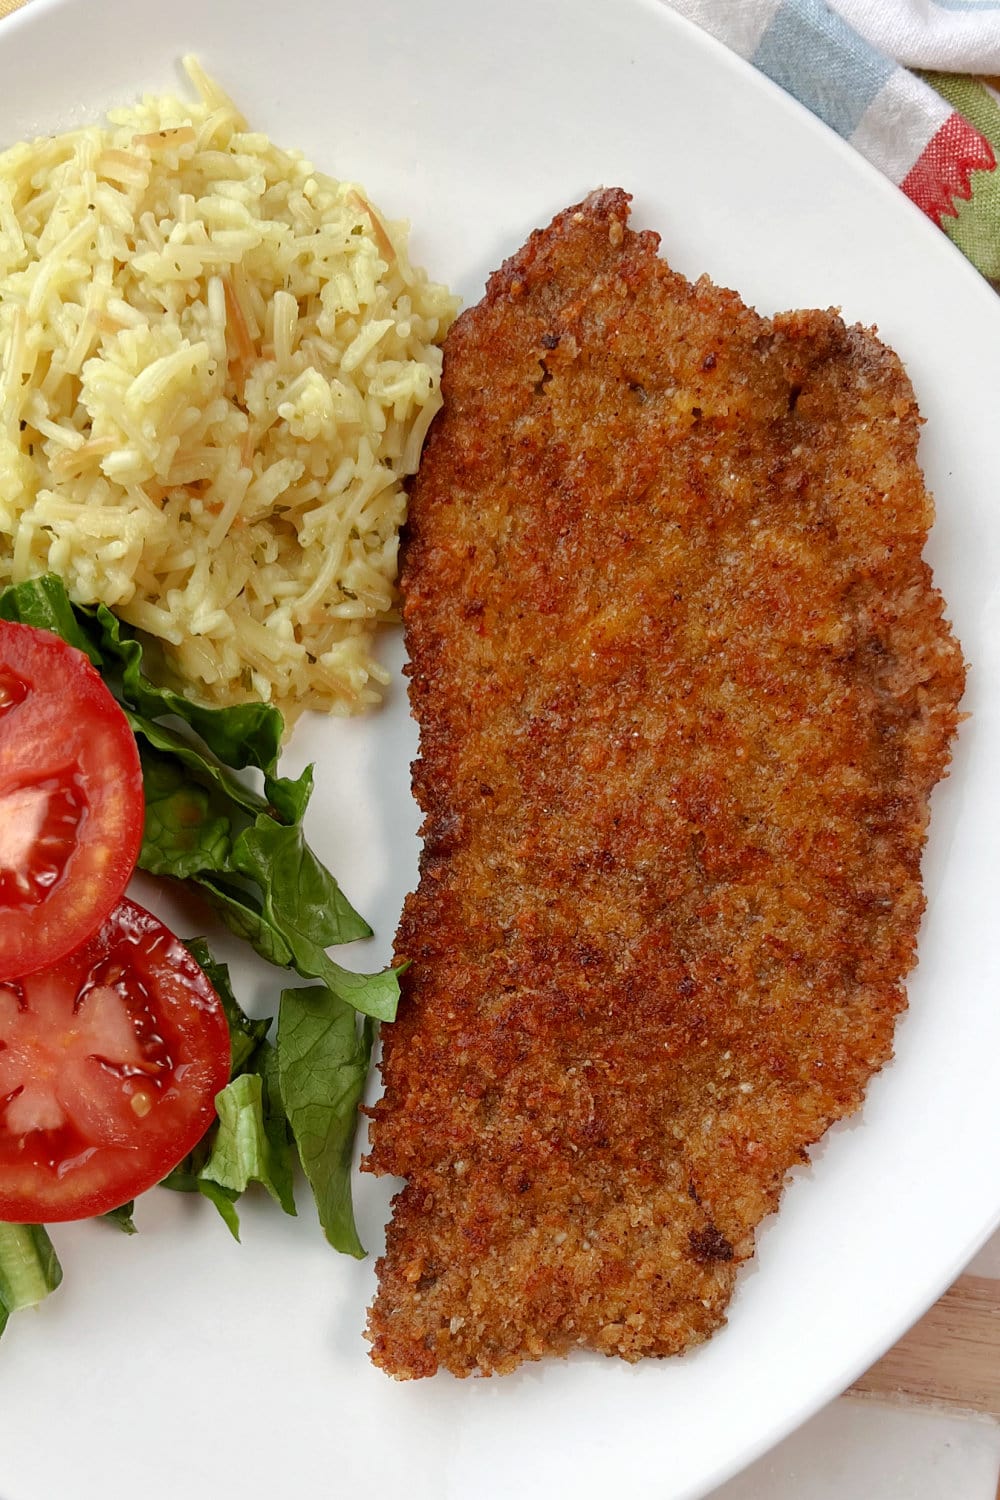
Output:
[364, 189, 966, 1379]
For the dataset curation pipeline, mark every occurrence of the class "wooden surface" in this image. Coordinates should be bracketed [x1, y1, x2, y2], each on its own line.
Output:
[850, 1275, 1000, 1417]
[0, 0, 997, 1436]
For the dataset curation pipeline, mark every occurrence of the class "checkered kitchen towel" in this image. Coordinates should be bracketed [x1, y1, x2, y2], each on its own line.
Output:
[667, 0, 1000, 282]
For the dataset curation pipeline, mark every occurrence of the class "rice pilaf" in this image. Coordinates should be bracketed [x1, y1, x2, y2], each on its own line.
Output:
[0, 58, 457, 718]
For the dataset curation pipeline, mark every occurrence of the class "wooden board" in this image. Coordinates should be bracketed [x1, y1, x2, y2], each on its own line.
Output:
[850, 1275, 1000, 1417]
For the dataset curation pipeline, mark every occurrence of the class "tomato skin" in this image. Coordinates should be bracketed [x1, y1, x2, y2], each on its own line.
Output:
[0, 621, 144, 981]
[0, 897, 231, 1223]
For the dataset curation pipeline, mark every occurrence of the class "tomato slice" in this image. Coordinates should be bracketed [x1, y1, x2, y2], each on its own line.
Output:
[0, 896, 231, 1222]
[0, 621, 144, 980]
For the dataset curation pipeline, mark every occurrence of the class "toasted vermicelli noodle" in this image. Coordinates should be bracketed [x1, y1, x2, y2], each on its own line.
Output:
[0, 59, 457, 718]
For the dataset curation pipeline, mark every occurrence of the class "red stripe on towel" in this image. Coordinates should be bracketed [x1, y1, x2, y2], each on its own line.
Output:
[901, 111, 996, 225]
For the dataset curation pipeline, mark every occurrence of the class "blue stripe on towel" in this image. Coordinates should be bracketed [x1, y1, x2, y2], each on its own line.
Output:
[930, 0, 1000, 11]
[752, 0, 895, 139]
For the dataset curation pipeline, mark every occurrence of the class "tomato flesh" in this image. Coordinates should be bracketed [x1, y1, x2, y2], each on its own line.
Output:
[0, 897, 231, 1222]
[0, 622, 144, 979]
[0, 774, 86, 906]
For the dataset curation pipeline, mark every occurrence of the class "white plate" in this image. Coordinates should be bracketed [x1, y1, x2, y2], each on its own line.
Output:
[0, 1, 998, 1496]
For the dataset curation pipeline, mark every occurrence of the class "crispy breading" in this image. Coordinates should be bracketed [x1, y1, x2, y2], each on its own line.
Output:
[363, 189, 966, 1379]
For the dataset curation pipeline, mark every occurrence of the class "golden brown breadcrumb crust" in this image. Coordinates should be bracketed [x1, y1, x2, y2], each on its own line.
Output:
[364, 189, 966, 1379]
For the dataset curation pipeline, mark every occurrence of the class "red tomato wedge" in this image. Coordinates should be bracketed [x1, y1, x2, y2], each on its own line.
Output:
[0, 896, 231, 1222]
[0, 620, 144, 980]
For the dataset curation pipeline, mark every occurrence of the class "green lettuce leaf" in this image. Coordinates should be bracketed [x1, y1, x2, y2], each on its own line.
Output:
[138, 742, 394, 1016]
[199, 1054, 296, 1222]
[264, 761, 314, 826]
[102, 1203, 138, 1235]
[229, 817, 372, 948]
[159, 939, 269, 1214]
[158, 1135, 216, 1196]
[0, 573, 100, 661]
[141, 750, 236, 881]
[130, 713, 271, 824]
[0, 1225, 63, 1337]
[191, 875, 296, 968]
[183, 938, 270, 1078]
[87, 601, 285, 775]
[277, 985, 376, 1258]
[170, 815, 392, 1018]
[196, 1179, 241, 1239]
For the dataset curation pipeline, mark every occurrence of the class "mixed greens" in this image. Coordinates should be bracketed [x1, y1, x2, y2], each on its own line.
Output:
[0, 574, 396, 1328]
